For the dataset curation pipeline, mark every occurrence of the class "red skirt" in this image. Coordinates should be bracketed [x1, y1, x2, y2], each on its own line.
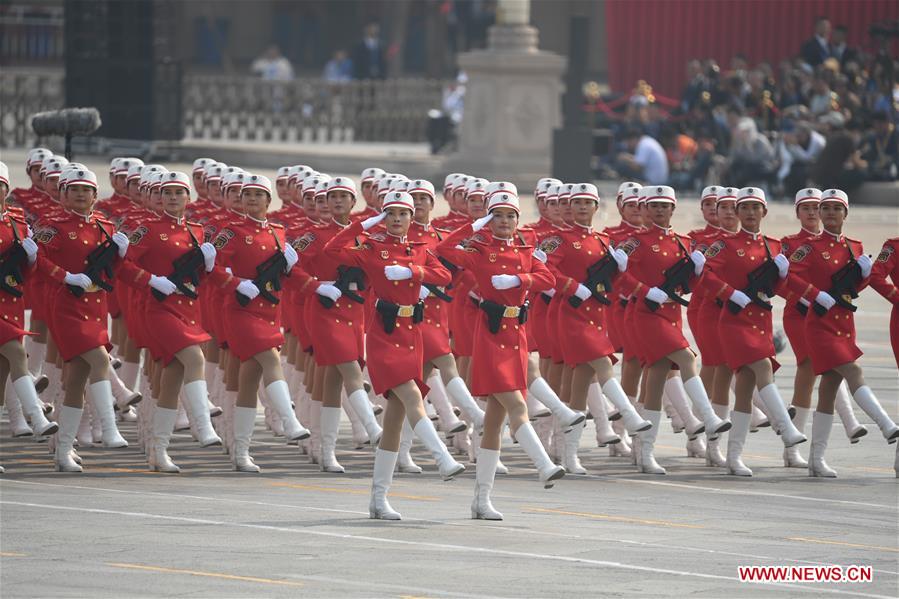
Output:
[288, 296, 313, 353]
[469, 310, 528, 396]
[365, 314, 424, 396]
[718, 304, 778, 372]
[621, 299, 642, 363]
[547, 298, 566, 364]
[606, 298, 625, 353]
[305, 295, 364, 366]
[783, 311, 809, 365]
[558, 296, 615, 366]
[630, 298, 689, 365]
[223, 292, 284, 361]
[890, 305, 899, 369]
[693, 297, 726, 367]
[804, 306, 862, 375]
[145, 294, 211, 365]
[450, 294, 478, 357]
[530, 294, 552, 359]
[420, 296, 452, 363]
[47, 286, 111, 361]
[0, 293, 31, 345]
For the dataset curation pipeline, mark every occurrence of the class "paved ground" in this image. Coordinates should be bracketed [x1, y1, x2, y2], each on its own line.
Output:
[1, 146, 898, 597]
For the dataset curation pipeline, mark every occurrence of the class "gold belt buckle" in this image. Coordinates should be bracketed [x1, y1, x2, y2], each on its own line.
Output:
[85, 283, 100, 293]
[397, 305, 415, 318]
[502, 306, 520, 318]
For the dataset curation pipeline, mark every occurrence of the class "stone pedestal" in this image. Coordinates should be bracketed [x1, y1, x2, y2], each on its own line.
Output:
[442, 21, 565, 189]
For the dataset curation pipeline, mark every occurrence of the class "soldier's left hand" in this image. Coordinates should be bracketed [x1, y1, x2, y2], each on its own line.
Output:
[611, 248, 628, 272]
[22, 237, 38, 264]
[385, 265, 413, 280]
[857, 254, 872, 278]
[689, 250, 705, 275]
[283, 243, 298, 272]
[418, 286, 431, 301]
[773, 253, 789, 278]
[111, 232, 130, 258]
[361, 212, 387, 231]
[491, 274, 521, 290]
[200, 242, 216, 272]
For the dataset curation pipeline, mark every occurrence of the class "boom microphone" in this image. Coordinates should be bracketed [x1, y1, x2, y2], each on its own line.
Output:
[31, 107, 102, 160]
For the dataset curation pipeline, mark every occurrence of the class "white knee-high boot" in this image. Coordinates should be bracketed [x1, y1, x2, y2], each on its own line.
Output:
[783, 406, 810, 468]
[808, 411, 837, 478]
[182, 380, 223, 447]
[472, 448, 503, 520]
[397, 418, 422, 473]
[149, 408, 181, 473]
[427, 373, 467, 434]
[55, 406, 84, 472]
[682, 376, 731, 435]
[664, 377, 705, 438]
[369, 449, 402, 520]
[527, 377, 584, 430]
[638, 409, 666, 475]
[88, 380, 128, 448]
[834, 382, 867, 442]
[757, 383, 806, 447]
[726, 411, 753, 477]
[602, 379, 651, 434]
[513, 421, 566, 487]
[706, 403, 728, 467]
[345, 389, 383, 445]
[232, 406, 260, 472]
[12, 376, 57, 436]
[265, 380, 310, 441]
[320, 406, 345, 473]
[445, 377, 485, 431]
[587, 383, 620, 447]
[5, 385, 33, 437]
[412, 417, 465, 480]
[852, 386, 899, 442]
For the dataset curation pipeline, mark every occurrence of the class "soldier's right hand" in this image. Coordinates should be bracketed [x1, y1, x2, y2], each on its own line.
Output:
[237, 279, 260, 300]
[574, 284, 592, 301]
[22, 237, 38, 264]
[814, 290, 836, 312]
[316, 283, 342, 302]
[471, 213, 494, 232]
[200, 242, 217, 272]
[645, 286, 669, 305]
[361, 212, 387, 231]
[63, 272, 92, 290]
[149, 275, 178, 296]
[729, 289, 751, 308]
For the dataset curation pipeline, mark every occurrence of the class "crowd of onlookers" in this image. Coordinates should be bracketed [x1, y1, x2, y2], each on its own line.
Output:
[606, 17, 899, 199]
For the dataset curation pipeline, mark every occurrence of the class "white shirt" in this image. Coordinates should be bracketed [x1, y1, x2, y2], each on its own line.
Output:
[634, 135, 669, 185]
[778, 130, 827, 181]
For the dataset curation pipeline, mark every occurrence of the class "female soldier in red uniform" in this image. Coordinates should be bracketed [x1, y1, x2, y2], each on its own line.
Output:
[616, 185, 731, 475]
[438, 191, 565, 521]
[35, 168, 131, 471]
[870, 236, 899, 367]
[697, 187, 807, 476]
[541, 183, 650, 474]
[209, 174, 310, 472]
[294, 177, 383, 473]
[118, 171, 223, 472]
[786, 189, 899, 477]
[322, 190, 464, 519]
[0, 162, 58, 443]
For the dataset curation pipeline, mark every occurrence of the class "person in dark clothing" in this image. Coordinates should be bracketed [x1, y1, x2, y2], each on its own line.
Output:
[860, 112, 899, 181]
[800, 17, 832, 68]
[352, 21, 386, 80]
[830, 25, 860, 68]
[811, 132, 868, 192]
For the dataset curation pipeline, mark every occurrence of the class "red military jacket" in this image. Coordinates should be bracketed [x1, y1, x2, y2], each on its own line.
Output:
[869, 237, 899, 306]
[780, 227, 821, 318]
[697, 228, 786, 305]
[34, 210, 117, 285]
[0, 211, 34, 335]
[542, 223, 617, 297]
[209, 215, 287, 296]
[616, 223, 694, 301]
[118, 212, 206, 291]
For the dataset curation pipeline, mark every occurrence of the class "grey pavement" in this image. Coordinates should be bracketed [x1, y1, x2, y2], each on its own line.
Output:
[1, 146, 898, 598]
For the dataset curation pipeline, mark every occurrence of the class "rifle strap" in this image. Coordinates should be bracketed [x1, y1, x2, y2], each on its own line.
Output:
[673, 234, 689, 257]
[8, 216, 21, 243]
[761, 235, 773, 259]
[186, 224, 200, 248]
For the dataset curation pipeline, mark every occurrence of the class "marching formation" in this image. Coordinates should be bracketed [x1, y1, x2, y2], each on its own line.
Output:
[1, 149, 898, 521]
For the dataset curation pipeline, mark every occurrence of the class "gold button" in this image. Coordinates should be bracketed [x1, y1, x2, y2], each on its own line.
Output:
[261, 245, 266, 250]
[436, 323, 440, 327]
[513, 345, 519, 350]
[395, 343, 400, 348]
[83, 240, 88, 245]
[270, 321, 275, 325]
[500, 344, 505, 349]
[394, 281, 398, 286]
[409, 346, 414, 350]
[587, 250, 593, 255]
[589, 320, 594, 325]
[191, 320, 196, 325]
[513, 249, 519, 253]
[662, 251, 667, 256]
[502, 324, 507, 329]
[335, 318, 341, 324]
[83, 315, 89, 320]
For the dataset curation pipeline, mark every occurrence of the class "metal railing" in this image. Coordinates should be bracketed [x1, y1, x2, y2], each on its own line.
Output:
[0, 11, 65, 65]
[0, 71, 448, 148]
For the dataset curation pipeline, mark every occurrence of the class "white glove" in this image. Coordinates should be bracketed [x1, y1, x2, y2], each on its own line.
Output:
[418, 285, 431, 301]
[798, 297, 810, 307]
[200, 242, 216, 272]
[236, 279, 260, 300]
[814, 290, 836, 311]
[533, 248, 547, 263]
[611, 248, 628, 272]
[64, 272, 92, 290]
[26, 225, 33, 238]
[645, 286, 668, 304]
[22, 237, 38, 264]
[773, 253, 789, 279]
[491, 274, 521, 290]
[574, 284, 592, 301]
[385, 265, 413, 281]
[690, 250, 706, 276]
[471, 213, 494, 232]
[857, 254, 872, 278]
[148, 274, 177, 296]
[316, 282, 342, 302]
[729, 289, 751, 308]
[282, 243, 298, 272]
[225, 267, 233, 275]
[543, 288, 556, 298]
[361, 212, 387, 231]
[111, 232, 129, 258]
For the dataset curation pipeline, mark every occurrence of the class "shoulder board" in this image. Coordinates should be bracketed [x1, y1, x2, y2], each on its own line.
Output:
[876, 243, 894, 263]
[845, 235, 861, 245]
[269, 222, 284, 229]
[408, 240, 427, 247]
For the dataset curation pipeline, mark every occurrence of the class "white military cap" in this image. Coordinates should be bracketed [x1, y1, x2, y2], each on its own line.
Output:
[736, 186, 766, 206]
[487, 190, 520, 215]
[204, 162, 226, 182]
[314, 177, 331, 197]
[444, 173, 465, 190]
[451, 174, 471, 193]
[0, 161, 8, 186]
[223, 171, 246, 190]
[304, 174, 329, 195]
[619, 183, 642, 204]
[716, 187, 737, 203]
[42, 156, 69, 176]
[327, 176, 356, 196]
[140, 165, 167, 188]
[161, 171, 191, 191]
[382, 191, 414, 212]
[485, 181, 517, 199]
[276, 166, 291, 180]
[109, 157, 124, 173]
[642, 185, 677, 205]
[27, 148, 52, 167]
[569, 182, 600, 203]
[115, 157, 144, 175]
[192, 158, 214, 173]
[377, 174, 396, 195]
[466, 177, 489, 198]
[700, 185, 721, 202]
[61, 167, 98, 190]
[536, 178, 562, 199]
[242, 174, 272, 195]
[149, 170, 169, 190]
[127, 163, 144, 182]
[558, 183, 574, 203]
[546, 183, 562, 203]
[407, 179, 436, 199]
[361, 167, 386, 183]
[794, 188, 823, 206]
[820, 188, 849, 209]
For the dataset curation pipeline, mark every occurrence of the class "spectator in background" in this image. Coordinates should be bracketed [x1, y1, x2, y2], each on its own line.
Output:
[323, 49, 353, 83]
[251, 45, 294, 81]
[830, 25, 859, 68]
[616, 126, 669, 185]
[808, 76, 835, 116]
[725, 117, 777, 188]
[778, 121, 827, 195]
[811, 129, 868, 192]
[352, 21, 386, 79]
[860, 112, 899, 181]
[427, 72, 467, 155]
[800, 16, 832, 68]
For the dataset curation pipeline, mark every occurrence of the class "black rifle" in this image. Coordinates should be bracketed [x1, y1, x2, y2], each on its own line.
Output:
[68, 224, 118, 297]
[0, 220, 28, 297]
[568, 252, 616, 308]
[318, 265, 367, 308]
[152, 229, 205, 302]
[479, 299, 528, 334]
[795, 301, 809, 316]
[644, 256, 693, 312]
[814, 255, 864, 317]
[423, 283, 453, 302]
[727, 237, 779, 314]
[236, 233, 289, 306]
